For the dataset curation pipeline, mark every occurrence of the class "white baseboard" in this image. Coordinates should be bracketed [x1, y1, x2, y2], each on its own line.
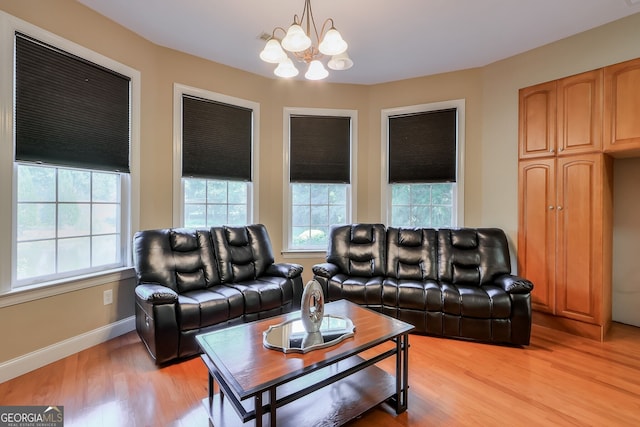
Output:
[0, 315, 136, 383]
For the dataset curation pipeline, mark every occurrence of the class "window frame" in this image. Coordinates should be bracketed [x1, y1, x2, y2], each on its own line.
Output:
[381, 99, 465, 227]
[0, 10, 140, 301]
[172, 84, 259, 227]
[283, 107, 357, 255]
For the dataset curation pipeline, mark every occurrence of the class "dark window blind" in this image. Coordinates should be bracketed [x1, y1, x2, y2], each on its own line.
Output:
[290, 115, 350, 183]
[15, 33, 131, 172]
[182, 95, 252, 181]
[388, 108, 457, 183]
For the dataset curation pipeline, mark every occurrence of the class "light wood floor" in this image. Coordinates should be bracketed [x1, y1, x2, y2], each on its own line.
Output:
[1, 322, 639, 426]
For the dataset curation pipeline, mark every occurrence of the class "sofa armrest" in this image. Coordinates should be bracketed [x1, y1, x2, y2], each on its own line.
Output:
[135, 283, 178, 304]
[494, 274, 534, 294]
[312, 262, 340, 279]
[265, 263, 303, 279]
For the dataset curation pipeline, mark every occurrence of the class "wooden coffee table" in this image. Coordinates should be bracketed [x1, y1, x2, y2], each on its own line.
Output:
[196, 299, 414, 426]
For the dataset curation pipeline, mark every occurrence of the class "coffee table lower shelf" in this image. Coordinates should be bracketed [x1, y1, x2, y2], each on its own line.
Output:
[201, 359, 397, 427]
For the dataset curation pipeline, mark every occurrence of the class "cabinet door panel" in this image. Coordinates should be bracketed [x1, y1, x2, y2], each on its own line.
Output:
[604, 57, 640, 156]
[557, 70, 602, 155]
[519, 82, 556, 159]
[518, 159, 556, 313]
[556, 155, 603, 323]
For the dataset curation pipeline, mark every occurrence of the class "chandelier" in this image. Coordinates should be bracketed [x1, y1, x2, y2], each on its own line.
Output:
[259, 0, 353, 80]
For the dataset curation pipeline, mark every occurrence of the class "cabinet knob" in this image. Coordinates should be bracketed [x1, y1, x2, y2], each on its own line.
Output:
[550, 149, 555, 153]
[548, 206, 555, 210]
[557, 206, 563, 210]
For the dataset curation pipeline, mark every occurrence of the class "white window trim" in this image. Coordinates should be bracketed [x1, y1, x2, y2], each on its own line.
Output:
[381, 99, 465, 226]
[0, 11, 140, 301]
[172, 83, 259, 227]
[282, 107, 358, 256]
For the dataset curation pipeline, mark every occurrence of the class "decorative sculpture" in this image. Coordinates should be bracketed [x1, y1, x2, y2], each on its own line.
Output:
[300, 279, 324, 333]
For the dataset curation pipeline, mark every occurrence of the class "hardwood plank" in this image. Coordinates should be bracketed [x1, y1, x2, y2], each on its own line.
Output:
[1, 323, 639, 426]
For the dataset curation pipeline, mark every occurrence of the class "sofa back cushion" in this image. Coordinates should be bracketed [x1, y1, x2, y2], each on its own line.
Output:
[327, 224, 386, 277]
[212, 224, 275, 283]
[437, 228, 511, 286]
[386, 227, 437, 280]
[133, 228, 220, 293]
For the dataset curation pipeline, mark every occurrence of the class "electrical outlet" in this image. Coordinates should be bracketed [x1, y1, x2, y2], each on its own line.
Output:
[103, 289, 113, 305]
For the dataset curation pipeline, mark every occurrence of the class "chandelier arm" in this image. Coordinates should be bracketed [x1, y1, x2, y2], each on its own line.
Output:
[270, 27, 288, 39]
[319, 18, 335, 37]
[305, 0, 322, 44]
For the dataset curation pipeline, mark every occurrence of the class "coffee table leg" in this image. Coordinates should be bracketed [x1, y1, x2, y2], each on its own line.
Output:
[254, 393, 263, 427]
[208, 372, 214, 403]
[394, 332, 409, 414]
[269, 387, 277, 426]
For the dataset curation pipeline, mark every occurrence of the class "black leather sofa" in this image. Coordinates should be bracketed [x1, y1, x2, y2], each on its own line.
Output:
[312, 224, 534, 345]
[133, 224, 303, 364]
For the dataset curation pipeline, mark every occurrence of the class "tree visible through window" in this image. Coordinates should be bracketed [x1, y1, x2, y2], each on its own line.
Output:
[390, 183, 454, 227]
[291, 183, 347, 248]
[183, 178, 248, 227]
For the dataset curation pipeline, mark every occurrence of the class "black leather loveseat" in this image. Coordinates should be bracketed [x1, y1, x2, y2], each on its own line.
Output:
[133, 224, 303, 364]
[312, 224, 534, 345]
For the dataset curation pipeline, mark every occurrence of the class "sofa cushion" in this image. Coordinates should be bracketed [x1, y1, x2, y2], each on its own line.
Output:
[170, 229, 199, 251]
[441, 283, 511, 319]
[383, 278, 442, 311]
[386, 227, 437, 280]
[177, 287, 244, 331]
[224, 277, 292, 314]
[438, 228, 511, 286]
[133, 228, 221, 293]
[213, 224, 276, 282]
[327, 224, 386, 277]
[327, 274, 384, 306]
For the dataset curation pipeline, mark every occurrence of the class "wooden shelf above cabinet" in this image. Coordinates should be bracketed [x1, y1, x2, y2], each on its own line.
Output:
[604, 57, 640, 157]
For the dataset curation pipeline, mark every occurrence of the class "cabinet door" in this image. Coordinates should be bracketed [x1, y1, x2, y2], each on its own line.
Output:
[604, 57, 640, 156]
[557, 69, 602, 156]
[555, 154, 603, 324]
[519, 81, 556, 159]
[518, 158, 556, 313]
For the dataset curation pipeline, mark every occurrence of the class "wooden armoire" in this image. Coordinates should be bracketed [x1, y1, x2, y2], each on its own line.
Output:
[518, 57, 640, 340]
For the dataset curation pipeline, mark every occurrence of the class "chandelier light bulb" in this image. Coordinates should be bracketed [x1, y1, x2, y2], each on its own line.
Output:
[305, 60, 329, 80]
[328, 51, 354, 70]
[318, 28, 348, 56]
[274, 58, 299, 78]
[281, 24, 312, 52]
[259, 39, 287, 63]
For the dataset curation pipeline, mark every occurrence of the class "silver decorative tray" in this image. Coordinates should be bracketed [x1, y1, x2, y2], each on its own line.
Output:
[263, 314, 355, 354]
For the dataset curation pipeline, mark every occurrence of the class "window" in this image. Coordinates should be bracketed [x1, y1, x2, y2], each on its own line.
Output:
[174, 85, 258, 227]
[183, 179, 248, 227]
[16, 164, 124, 282]
[0, 21, 140, 292]
[382, 100, 465, 227]
[285, 109, 356, 251]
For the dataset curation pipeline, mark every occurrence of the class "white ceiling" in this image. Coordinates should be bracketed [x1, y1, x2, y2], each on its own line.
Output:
[77, 0, 640, 85]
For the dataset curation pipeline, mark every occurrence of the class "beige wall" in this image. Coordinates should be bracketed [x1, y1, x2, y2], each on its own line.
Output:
[612, 158, 640, 327]
[1, 0, 639, 364]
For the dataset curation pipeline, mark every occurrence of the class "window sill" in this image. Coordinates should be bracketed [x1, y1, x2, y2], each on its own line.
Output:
[0, 267, 136, 308]
[281, 250, 326, 259]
